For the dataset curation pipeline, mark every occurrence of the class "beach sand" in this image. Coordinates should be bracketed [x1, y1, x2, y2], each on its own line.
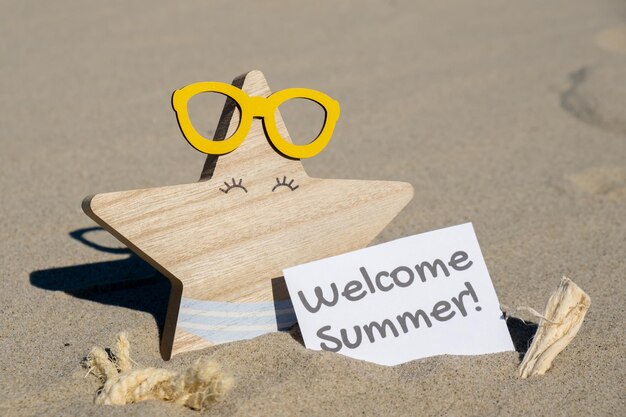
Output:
[1, 0, 624, 415]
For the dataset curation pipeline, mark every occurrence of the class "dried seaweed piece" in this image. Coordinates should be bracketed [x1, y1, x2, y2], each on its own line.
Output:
[518, 277, 590, 378]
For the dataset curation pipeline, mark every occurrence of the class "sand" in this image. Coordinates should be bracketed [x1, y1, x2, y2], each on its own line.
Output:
[1, 0, 625, 415]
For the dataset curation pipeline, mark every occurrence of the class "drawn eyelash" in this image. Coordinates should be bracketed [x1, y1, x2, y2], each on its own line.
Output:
[272, 176, 299, 192]
[220, 178, 248, 194]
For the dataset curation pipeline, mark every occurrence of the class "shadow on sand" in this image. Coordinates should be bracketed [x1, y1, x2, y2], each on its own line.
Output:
[505, 314, 538, 361]
[30, 227, 171, 338]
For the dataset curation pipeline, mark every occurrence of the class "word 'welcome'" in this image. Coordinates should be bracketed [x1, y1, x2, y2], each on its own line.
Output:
[297, 250, 473, 314]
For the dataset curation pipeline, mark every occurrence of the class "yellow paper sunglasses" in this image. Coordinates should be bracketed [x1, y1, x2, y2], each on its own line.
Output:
[172, 82, 340, 159]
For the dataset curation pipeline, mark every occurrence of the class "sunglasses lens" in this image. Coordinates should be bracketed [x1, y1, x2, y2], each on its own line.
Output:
[264, 88, 339, 159]
[186, 92, 242, 142]
[277, 98, 326, 145]
[173, 81, 253, 155]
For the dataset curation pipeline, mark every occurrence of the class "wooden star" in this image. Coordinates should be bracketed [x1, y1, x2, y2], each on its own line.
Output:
[83, 70, 413, 359]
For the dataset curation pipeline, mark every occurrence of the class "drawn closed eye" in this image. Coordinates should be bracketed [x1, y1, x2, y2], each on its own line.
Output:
[220, 178, 248, 194]
[272, 176, 299, 192]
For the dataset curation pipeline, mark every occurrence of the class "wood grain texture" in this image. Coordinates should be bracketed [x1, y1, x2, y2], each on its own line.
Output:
[83, 70, 414, 359]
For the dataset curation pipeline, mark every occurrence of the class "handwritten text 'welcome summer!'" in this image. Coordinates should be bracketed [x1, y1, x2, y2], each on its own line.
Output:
[295, 251, 484, 353]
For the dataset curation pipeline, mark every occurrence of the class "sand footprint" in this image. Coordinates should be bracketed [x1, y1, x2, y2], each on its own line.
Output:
[568, 166, 626, 201]
[560, 64, 626, 136]
[560, 27, 626, 136]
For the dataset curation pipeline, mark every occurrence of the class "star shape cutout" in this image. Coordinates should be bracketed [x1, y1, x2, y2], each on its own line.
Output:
[83, 71, 413, 359]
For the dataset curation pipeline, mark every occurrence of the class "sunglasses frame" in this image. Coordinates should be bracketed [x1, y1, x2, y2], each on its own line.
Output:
[172, 81, 340, 159]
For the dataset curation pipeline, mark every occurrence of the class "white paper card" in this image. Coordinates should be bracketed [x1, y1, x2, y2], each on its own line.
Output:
[283, 223, 514, 366]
